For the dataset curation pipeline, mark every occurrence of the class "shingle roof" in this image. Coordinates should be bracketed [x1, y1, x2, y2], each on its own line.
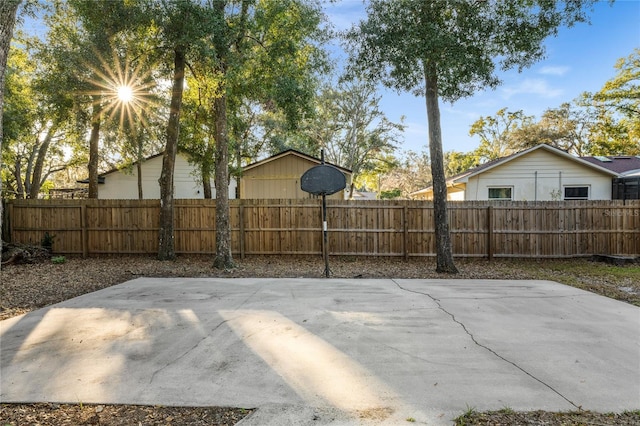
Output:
[580, 155, 640, 175]
[242, 149, 352, 174]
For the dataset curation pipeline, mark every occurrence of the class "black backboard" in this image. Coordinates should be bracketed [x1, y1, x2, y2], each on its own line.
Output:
[300, 165, 346, 196]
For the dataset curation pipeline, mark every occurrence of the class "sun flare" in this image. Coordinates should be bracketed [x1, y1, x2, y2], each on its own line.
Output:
[81, 49, 156, 130]
[117, 85, 134, 103]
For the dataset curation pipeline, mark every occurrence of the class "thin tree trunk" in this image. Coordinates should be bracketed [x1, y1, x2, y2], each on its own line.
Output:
[137, 132, 143, 199]
[137, 161, 143, 199]
[202, 145, 213, 199]
[13, 160, 24, 199]
[213, 90, 233, 269]
[423, 61, 458, 274]
[158, 46, 186, 260]
[29, 125, 56, 199]
[202, 168, 212, 199]
[0, 0, 22, 270]
[88, 96, 102, 198]
[24, 139, 38, 197]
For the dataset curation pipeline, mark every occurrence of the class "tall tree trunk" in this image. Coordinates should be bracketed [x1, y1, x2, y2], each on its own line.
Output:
[158, 46, 186, 260]
[202, 144, 214, 199]
[13, 160, 24, 199]
[24, 139, 38, 197]
[0, 0, 22, 269]
[137, 160, 143, 199]
[202, 167, 212, 199]
[137, 132, 143, 199]
[423, 61, 458, 274]
[88, 96, 102, 198]
[29, 125, 56, 199]
[213, 89, 233, 269]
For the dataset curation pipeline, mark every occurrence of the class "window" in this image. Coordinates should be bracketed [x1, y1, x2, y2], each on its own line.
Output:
[564, 186, 589, 200]
[488, 187, 512, 200]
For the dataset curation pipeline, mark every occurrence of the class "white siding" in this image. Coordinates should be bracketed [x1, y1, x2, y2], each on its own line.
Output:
[464, 149, 613, 201]
[98, 153, 237, 199]
[447, 186, 465, 201]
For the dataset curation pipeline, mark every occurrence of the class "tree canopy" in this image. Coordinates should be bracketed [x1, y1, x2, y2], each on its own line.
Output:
[345, 0, 598, 273]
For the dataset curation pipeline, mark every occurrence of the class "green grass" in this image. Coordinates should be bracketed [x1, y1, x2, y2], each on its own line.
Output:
[493, 258, 640, 306]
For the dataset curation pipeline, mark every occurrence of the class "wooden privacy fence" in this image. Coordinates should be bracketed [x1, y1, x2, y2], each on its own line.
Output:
[3, 199, 639, 258]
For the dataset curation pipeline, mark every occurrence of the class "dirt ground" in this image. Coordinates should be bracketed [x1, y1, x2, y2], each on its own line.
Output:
[1, 255, 639, 425]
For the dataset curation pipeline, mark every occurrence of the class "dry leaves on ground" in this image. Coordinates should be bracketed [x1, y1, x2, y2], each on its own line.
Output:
[0, 403, 251, 426]
[1, 255, 639, 425]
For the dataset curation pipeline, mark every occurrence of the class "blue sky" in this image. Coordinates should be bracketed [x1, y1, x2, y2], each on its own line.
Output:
[325, 0, 640, 155]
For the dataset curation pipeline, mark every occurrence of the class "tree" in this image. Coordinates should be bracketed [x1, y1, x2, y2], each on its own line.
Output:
[316, 80, 404, 198]
[469, 108, 534, 161]
[1, 0, 22, 262]
[346, 0, 597, 273]
[443, 150, 479, 178]
[150, 0, 211, 261]
[3, 29, 88, 200]
[42, 0, 149, 199]
[172, 0, 325, 268]
[179, 65, 220, 199]
[537, 103, 594, 156]
[583, 49, 640, 155]
[373, 151, 432, 198]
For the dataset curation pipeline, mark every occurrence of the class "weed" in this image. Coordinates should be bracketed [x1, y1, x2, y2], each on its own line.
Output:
[463, 404, 476, 416]
[454, 405, 478, 425]
[52, 256, 66, 264]
[406, 417, 416, 422]
[41, 232, 55, 251]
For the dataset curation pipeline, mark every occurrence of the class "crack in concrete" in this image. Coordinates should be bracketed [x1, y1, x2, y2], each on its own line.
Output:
[390, 279, 581, 410]
[148, 319, 230, 384]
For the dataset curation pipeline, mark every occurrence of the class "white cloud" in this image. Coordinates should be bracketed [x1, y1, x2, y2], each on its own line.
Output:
[501, 79, 564, 99]
[538, 66, 570, 76]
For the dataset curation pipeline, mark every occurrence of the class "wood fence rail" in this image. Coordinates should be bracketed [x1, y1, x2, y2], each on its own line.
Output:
[3, 199, 639, 258]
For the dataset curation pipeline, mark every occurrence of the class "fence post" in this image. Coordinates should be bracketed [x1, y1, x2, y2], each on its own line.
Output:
[487, 205, 493, 261]
[239, 201, 245, 259]
[81, 203, 88, 258]
[4, 200, 13, 243]
[403, 205, 409, 259]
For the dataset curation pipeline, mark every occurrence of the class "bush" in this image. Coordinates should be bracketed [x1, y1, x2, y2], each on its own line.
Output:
[41, 232, 55, 251]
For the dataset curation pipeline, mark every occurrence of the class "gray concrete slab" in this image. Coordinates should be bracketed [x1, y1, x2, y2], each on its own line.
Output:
[1, 278, 638, 425]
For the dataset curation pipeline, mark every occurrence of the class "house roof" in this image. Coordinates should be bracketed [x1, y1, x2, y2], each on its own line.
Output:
[76, 176, 106, 184]
[409, 144, 621, 196]
[454, 144, 619, 183]
[242, 149, 352, 174]
[76, 152, 166, 184]
[100, 152, 166, 177]
[580, 155, 640, 176]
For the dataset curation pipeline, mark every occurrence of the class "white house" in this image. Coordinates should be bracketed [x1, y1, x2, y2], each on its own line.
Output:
[410, 144, 623, 201]
[95, 152, 237, 199]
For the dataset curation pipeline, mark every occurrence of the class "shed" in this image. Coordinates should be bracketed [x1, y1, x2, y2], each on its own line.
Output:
[239, 150, 351, 199]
